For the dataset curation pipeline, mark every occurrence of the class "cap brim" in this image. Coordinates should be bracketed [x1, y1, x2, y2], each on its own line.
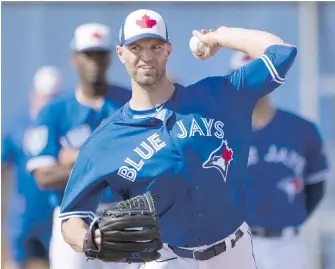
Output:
[121, 33, 168, 46]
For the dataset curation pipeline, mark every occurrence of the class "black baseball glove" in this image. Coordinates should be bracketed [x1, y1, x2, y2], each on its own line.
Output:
[83, 191, 162, 263]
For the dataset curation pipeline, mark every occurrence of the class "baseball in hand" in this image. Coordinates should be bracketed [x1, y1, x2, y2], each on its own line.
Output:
[189, 35, 206, 56]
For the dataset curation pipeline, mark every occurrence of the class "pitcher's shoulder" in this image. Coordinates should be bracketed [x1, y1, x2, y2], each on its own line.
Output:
[80, 109, 125, 152]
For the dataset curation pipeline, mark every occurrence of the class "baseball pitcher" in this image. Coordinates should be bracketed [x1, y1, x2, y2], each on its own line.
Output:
[60, 9, 297, 269]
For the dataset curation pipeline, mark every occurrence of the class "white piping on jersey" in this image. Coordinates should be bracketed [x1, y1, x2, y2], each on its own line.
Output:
[156, 105, 164, 112]
[262, 54, 286, 82]
[305, 169, 329, 185]
[59, 211, 96, 221]
[260, 55, 286, 84]
[132, 108, 167, 121]
[59, 210, 95, 217]
[58, 214, 95, 221]
[26, 155, 57, 172]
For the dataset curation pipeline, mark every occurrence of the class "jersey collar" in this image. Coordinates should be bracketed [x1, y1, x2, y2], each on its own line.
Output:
[116, 83, 183, 126]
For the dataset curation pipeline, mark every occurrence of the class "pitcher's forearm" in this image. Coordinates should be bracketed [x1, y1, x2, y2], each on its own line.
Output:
[215, 26, 285, 58]
[33, 165, 72, 189]
[61, 217, 88, 252]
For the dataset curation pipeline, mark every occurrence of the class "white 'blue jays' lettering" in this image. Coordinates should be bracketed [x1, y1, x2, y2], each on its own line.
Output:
[119, 118, 225, 182]
[176, 118, 224, 139]
[265, 144, 306, 176]
[118, 133, 166, 182]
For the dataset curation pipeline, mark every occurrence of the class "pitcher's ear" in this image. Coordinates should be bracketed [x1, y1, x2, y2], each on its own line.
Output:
[116, 46, 125, 64]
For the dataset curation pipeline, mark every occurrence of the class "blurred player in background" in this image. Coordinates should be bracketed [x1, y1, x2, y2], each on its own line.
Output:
[230, 52, 329, 269]
[26, 23, 131, 269]
[1, 65, 62, 269]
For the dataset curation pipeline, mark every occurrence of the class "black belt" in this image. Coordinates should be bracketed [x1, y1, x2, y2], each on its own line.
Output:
[251, 227, 299, 237]
[168, 229, 244, 261]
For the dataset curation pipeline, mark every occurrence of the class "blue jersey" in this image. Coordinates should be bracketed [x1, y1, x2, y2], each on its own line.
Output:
[2, 116, 53, 238]
[60, 45, 297, 247]
[26, 86, 130, 206]
[245, 109, 328, 229]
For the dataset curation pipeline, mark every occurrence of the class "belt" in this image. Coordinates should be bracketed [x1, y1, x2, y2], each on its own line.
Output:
[251, 227, 299, 237]
[168, 229, 244, 261]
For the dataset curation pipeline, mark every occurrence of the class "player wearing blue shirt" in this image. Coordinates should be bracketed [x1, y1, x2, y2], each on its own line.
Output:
[60, 9, 297, 269]
[2, 66, 61, 269]
[26, 24, 130, 269]
[230, 52, 328, 269]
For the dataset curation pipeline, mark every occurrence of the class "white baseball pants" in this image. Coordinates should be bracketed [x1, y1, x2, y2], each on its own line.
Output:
[139, 222, 257, 269]
[252, 232, 310, 269]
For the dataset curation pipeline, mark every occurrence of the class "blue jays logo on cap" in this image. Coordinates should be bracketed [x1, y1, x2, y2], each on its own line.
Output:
[136, 14, 157, 28]
[202, 140, 234, 182]
[119, 9, 169, 46]
[71, 23, 111, 52]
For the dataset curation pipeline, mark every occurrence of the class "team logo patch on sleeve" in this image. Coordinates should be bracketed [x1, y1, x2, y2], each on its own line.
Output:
[202, 139, 233, 182]
[24, 126, 48, 156]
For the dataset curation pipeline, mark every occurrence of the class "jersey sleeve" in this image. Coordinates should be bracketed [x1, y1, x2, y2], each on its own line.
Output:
[59, 149, 107, 223]
[26, 103, 61, 172]
[228, 45, 297, 101]
[304, 124, 329, 185]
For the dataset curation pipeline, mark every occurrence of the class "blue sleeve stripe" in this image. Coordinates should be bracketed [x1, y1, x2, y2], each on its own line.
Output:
[305, 169, 329, 185]
[59, 211, 96, 221]
[260, 55, 286, 84]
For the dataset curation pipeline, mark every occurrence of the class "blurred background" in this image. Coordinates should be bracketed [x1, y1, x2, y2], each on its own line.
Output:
[1, 1, 334, 269]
